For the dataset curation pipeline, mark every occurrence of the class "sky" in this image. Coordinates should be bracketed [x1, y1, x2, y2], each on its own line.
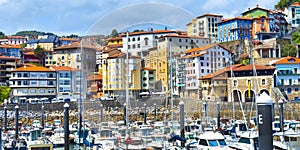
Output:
[0, 0, 279, 36]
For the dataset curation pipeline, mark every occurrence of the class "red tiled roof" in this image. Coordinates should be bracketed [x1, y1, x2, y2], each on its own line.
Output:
[121, 30, 176, 36]
[184, 44, 218, 54]
[0, 55, 20, 60]
[197, 13, 223, 19]
[108, 36, 122, 41]
[220, 17, 252, 23]
[87, 74, 102, 80]
[7, 36, 26, 39]
[54, 42, 97, 50]
[0, 44, 21, 48]
[24, 51, 34, 55]
[107, 52, 125, 59]
[164, 34, 207, 39]
[199, 64, 243, 80]
[180, 53, 205, 59]
[233, 64, 275, 71]
[273, 56, 300, 64]
[291, 2, 300, 6]
[50, 66, 79, 71]
[59, 38, 78, 41]
[142, 67, 156, 70]
[12, 64, 54, 72]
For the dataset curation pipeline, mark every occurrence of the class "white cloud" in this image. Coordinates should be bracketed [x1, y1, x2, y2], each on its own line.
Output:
[0, 0, 8, 5]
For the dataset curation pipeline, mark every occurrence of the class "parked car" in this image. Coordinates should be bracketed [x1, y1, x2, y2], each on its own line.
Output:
[64, 98, 71, 103]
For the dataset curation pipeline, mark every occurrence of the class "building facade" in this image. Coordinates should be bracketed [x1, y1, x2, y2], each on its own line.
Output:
[10, 64, 57, 102]
[218, 17, 252, 42]
[273, 56, 300, 101]
[0, 56, 20, 86]
[227, 64, 275, 102]
[0, 44, 21, 57]
[187, 14, 223, 42]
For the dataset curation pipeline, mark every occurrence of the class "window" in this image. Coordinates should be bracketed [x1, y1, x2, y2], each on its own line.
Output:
[233, 80, 238, 86]
[287, 88, 292, 94]
[261, 79, 266, 85]
[128, 45, 131, 49]
[23, 81, 28, 85]
[62, 56, 65, 60]
[144, 38, 149, 45]
[30, 89, 36, 93]
[40, 73, 47, 78]
[40, 89, 45, 94]
[40, 81, 47, 85]
[30, 81, 37, 85]
[295, 88, 299, 92]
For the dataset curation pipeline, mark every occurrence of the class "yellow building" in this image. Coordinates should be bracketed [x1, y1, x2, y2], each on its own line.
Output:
[103, 51, 141, 97]
[186, 19, 197, 36]
[107, 36, 123, 46]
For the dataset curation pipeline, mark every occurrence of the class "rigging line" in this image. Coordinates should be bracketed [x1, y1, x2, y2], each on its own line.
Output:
[230, 61, 248, 130]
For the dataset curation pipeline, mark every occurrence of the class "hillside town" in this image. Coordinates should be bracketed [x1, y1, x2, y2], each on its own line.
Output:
[0, 3, 300, 106]
[2, 1, 300, 150]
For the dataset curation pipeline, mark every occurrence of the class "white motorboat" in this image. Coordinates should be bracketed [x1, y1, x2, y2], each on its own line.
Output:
[273, 130, 300, 150]
[228, 130, 259, 150]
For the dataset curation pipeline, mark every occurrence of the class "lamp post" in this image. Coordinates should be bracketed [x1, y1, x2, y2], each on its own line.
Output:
[15, 105, 19, 139]
[144, 103, 147, 124]
[64, 103, 70, 150]
[154, 103, 157, 121]
[4, 105, 7, 131]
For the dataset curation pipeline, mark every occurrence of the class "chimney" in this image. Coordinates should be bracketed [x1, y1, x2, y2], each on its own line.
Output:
[256, 4, 259, 7]
[248, 8, 250, 10]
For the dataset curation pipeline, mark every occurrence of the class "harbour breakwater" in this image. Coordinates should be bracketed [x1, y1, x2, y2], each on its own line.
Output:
[0, 97, 299, 127]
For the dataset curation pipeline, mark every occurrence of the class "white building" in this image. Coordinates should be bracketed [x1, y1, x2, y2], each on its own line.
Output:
[187, 14, 223, 42]
[7, 36, 27, 45]
[9, 64, 57, 102]
[50, 66, 81, 100]
[121, 30, 176, 58]
[273, 56, 300, 101]
[179, 44, 233, 98]
[285, 2, 300, 28]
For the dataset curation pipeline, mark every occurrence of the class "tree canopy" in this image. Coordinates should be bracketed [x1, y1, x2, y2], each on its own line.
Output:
[34, 45, 46, 66]
[15, 30, 55, 38]
[0, 31, 5, 39]
[275, 0, 300, 9]
[110, 29, 119, 38]
[0, 86, 11, 103]
[292, 30, 300, 45]
[281, 44, 297, 57]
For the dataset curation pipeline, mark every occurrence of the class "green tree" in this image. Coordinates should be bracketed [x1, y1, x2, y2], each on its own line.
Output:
[0, 86, 11, 103]
[110, 29, 119, 38]
[0, 31, 5, 39]
[20, 43, 27, 48]
[281, 44, 297, 57]
[275, 0, 300, 9]
[292, 30, 300, 45]
[34, 45, 46, 66]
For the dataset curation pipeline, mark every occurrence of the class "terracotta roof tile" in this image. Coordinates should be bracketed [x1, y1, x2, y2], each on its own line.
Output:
[107, 52, 125, 59]
[0, 55, 20, 60]
[0, 44, 21, 49]
[59, 38, 79, 41]
[121, 30, 176, 36]
[108, 36, 122, 41]
[7, 36, 26, 39]
[220, 17, 252, 23]
[54, 42, 97, 50]
[50, 66, 79, 71]
[24, 51, 34, 55]
[197, 13, 223, 19]
[273, 56, 300, 64]
[142, 67, 156, 70]
[200, 64, 242, 80]
[233, 64, 275, 71]
[12, 64, 54, 72]
[87, 74, 102, 80]
[184, 44, 218, 54]
[180, 53, 206, 59]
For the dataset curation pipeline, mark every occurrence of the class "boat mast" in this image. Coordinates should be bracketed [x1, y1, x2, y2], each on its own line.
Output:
[125, 31, 129, 137]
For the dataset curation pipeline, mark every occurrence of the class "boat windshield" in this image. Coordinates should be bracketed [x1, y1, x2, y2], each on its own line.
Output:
[218, 139, 227, 146]
[208, 140, 219, 146]
[238, 137, 251, 144]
